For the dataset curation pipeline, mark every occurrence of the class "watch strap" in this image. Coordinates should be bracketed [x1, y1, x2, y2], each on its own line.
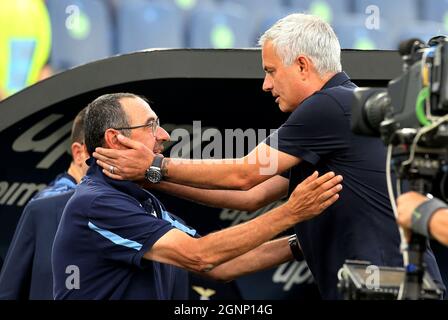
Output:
[151, 155, 164, 169]
[412, 197, 448, 238]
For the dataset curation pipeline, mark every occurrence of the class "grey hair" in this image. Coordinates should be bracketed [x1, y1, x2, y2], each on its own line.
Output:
[84, 93, 138, 155]
[258, 13, 342, 76]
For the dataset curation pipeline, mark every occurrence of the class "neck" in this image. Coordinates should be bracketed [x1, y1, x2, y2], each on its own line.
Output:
[67, 162, 83, 184]
[306, 72, 336, 96]
[318, 72, 337, 88]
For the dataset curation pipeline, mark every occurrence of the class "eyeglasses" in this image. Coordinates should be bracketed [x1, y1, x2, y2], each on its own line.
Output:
[113, 118, 159, 135]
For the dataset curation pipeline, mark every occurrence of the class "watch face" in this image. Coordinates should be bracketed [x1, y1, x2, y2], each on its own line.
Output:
[146, 169, 162, 183]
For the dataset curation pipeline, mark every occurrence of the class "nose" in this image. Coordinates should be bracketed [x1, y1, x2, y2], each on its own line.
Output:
[156, 126, 170, 142]
[262, 75, 273, 92]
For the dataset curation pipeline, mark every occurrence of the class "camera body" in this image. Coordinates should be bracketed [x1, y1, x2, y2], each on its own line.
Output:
[338, 260, 443, 300]
[352, 37, 448, 198]
[347, 37, 448, 300]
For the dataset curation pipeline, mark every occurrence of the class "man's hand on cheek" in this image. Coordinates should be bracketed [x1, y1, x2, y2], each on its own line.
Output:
[93, 134, 155, 181]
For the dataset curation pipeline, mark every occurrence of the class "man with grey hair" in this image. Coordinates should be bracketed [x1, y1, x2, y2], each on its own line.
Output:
[52, 92, 342, 299]
[92, 14, 444, 299]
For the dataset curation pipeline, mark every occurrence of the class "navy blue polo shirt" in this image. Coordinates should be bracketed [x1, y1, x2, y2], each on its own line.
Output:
[266, 72, 444, 299]
[52, 160, 188, 300]
[0, 190, 74, 299]
[31, 172, 76, 201]
[0, 173, 76, 299]
[0, 173, 192, 300]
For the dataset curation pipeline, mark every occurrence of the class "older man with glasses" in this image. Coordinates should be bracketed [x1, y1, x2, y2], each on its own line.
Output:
[92, 14, 445, 299]
[51, 92, 342, 300]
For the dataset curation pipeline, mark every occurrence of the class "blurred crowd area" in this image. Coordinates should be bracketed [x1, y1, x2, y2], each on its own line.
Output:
[1, 0, 448, 100]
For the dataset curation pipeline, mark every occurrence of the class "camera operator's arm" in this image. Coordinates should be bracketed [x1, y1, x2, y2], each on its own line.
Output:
[429, 209, 448, 246]
[145, 175, 289, 212]
[397, 192, 448, 246]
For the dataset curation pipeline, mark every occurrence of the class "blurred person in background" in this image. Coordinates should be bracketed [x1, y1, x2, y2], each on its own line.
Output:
[0, 109, 89, 299]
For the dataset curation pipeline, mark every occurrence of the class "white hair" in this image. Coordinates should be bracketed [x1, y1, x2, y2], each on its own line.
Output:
[258, 13, 342, 76]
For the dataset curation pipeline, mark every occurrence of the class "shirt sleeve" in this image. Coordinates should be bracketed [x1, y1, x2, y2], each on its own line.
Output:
[0, 203, 35, 299]
[87, 193, 174, 268]
[265, 93, 350, 165]
[161, 211, 199, 238]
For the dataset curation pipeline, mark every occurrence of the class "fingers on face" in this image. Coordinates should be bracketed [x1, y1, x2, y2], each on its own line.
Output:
[93, 152, 113, 164]
[92, 152, 101, 161]
[117, 134, 141, 149]
[93, 148, 120, 160]
[95, 159, 103, 169]
[97, 159, 126, 179]
[96, 159, 111, 170]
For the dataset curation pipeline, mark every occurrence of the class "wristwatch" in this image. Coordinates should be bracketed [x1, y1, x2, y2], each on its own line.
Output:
[145, 155, 164, 183]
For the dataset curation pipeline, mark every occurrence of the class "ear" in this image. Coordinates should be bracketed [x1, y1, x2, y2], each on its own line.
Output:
[104, 128, 122, 149]
[295, 55, 312, 76]
[71, 142, 85, 166]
